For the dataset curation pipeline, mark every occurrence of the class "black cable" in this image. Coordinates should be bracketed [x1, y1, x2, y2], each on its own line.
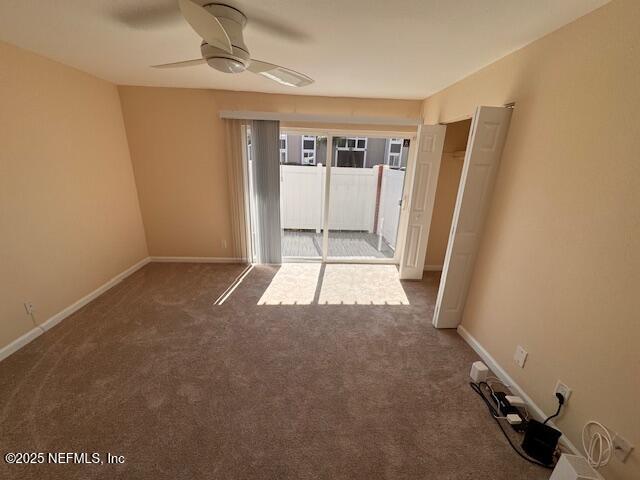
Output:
[469, 382, 555, 470]
[543, 393, 565, 425]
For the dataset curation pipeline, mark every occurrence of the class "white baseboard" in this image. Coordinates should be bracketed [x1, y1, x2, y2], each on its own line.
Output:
[149, 256, 245, 263]
[0, 327, 45, 363]
[457, 325, 580, 455]
[0, 257, 151, 363]
[424, 264, 443, 271]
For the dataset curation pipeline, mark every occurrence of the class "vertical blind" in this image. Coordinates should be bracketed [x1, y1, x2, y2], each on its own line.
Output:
[250, 120, 282, 264]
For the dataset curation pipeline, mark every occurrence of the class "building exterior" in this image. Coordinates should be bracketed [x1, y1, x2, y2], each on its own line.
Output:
[281, 134, 410, 169]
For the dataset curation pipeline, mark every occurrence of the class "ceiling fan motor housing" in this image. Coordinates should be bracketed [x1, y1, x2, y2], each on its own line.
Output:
[201, 3, 250, 73]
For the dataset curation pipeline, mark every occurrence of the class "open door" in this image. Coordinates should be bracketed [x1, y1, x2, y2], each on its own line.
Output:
[399, 124, 446, 279]
[433, 106, 513, 328]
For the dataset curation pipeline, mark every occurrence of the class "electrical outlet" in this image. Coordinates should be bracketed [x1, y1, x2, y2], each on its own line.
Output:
[613, 433, 634, 463]
[24, 301, 34, 315]
[513, 345, 528, 368]
[222, 239, 228, 249]
[554, 380, 572, 402]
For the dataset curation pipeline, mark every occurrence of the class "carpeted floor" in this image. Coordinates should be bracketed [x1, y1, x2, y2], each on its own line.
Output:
[0, 263, 550, 480]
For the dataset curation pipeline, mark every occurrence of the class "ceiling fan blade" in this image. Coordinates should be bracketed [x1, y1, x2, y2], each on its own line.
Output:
[151, 58, 207, 69]
[247, 60, 313, 87]
[178, 0, 232, 54]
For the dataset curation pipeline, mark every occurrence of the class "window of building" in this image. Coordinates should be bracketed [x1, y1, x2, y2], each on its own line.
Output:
[302, 135, 316, 165]
[337, 137, 367, 151]
[335, 137, 367, 167]
[280, 134, 287, 163]
[387, 138, 403, 167]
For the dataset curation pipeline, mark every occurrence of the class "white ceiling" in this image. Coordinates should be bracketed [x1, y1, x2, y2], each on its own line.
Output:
[0, 0, 608, 99]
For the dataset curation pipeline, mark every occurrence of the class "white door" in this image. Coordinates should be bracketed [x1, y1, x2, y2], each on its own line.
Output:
[433, 106, 513, 328]
[399, 124, 446, 279]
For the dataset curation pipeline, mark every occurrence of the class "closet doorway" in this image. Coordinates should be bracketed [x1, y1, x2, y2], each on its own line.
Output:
[433, 106, 513, 328]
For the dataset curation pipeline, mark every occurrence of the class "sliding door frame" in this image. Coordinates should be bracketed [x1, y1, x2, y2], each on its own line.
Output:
[321, 133, 333, 261]
[242, 125, 418, 265]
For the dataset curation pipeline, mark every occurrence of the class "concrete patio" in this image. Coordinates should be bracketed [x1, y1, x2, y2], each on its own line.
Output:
[282, 230, 394, 259]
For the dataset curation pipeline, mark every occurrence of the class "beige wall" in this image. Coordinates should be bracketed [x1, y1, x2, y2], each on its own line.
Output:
[424, 120, 470, 267]
[422, 1, 639, 478]
[0, 42, 148, 350]
[118, 87, 231, 257]
[118, 86, 422, 257]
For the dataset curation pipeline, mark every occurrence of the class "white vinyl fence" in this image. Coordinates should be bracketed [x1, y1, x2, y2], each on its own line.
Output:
[280, 164, 404, 246]
[279, 165, 324, 231]
[327, 167, 377, 231]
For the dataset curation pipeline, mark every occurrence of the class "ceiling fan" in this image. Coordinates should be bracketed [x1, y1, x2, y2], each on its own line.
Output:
[152, 0, 313, 87]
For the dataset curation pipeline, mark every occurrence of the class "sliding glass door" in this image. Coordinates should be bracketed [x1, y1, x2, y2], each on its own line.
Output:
[246, 127, 413, 264]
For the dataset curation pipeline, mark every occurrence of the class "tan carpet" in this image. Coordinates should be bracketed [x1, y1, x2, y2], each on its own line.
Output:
[0, 263, 549, 479]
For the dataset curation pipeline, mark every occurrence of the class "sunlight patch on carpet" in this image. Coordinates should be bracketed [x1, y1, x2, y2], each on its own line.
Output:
[258, 263, 409, 305]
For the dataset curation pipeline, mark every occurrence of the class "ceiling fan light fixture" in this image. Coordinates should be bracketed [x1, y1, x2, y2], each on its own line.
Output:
[206, 56, 246, 73]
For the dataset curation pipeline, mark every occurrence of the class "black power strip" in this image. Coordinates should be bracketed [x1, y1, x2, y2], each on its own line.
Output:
[493, 391, 519, 416]
[491, 391, 527, 432]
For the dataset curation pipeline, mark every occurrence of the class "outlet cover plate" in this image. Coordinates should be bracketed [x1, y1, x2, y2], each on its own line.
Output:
[553, 380, 572, 402]
[514, 345, 528, 368]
